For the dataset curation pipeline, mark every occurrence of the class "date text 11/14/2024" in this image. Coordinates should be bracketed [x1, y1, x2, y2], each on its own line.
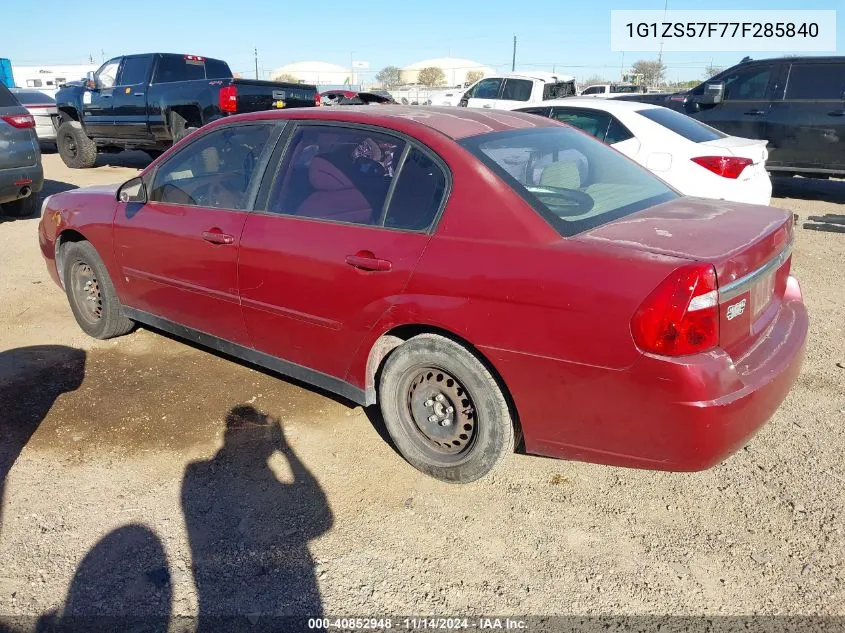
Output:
[307, 617, 529, 630]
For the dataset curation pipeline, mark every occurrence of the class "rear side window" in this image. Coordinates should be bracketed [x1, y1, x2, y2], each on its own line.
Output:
[501, 79, 533, 101]
[786, 62, 845, 100]
[153, 55, 206, 83]
[605, 117, 634, 144]
[0, 83, 20, 107]
[118, 56, 152, 86]
[638, 107, 727, 142]
[384, 148, 447, 231]
[206, 59, 233, 80]
[461, 128, 676, 237]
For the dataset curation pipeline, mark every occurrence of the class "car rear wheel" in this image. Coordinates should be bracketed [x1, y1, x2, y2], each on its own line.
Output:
[62, 241, 134, 339]
[57, 120, 97, 169]
[1, 194, 38, 217]
[378, 334, 516, 483]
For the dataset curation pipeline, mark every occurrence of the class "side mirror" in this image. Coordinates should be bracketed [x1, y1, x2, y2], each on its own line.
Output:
[85, 71, 97, 90]
[117, 177, 147, 204]
[696, 81, 725, 105]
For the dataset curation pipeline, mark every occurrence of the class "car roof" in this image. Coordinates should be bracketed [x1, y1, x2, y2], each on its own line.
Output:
[228, 105, 561, 140]
[735, 55, 845, 65]
[530, 97, 659, 114]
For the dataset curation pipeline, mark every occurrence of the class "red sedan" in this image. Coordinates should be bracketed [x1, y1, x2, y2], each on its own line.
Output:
[38, 106, 807, 483]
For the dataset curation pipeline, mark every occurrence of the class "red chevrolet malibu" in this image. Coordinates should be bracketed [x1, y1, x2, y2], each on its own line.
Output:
[38, 106, 807, 483]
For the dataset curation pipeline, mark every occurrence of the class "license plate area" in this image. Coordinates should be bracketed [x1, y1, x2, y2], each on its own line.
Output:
[750, 271, 776, 319]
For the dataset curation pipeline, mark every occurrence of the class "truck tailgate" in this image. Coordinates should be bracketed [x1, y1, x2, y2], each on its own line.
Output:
[231, 79, 318, 112]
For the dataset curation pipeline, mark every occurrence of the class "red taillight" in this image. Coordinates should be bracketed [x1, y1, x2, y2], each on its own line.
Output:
[691, 156, 753, 179]
[219, 86, 237, 114]
[1, 114, 35, 129]
[632, 264, 719, 356]
[314, 92, 322, 106]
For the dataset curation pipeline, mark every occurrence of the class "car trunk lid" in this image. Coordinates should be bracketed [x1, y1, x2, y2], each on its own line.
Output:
[574, 197, 793, 356]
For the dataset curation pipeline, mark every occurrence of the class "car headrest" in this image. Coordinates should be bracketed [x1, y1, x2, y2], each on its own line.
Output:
[309, 156, 354, 191]
[540, 161, 582, 190]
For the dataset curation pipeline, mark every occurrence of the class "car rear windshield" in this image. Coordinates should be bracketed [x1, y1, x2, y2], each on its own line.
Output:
[0, 83, 20, 107]
[12, 90, 55, 105]
[461, 127, 677, 237]
[638, 107, 726, 142]
[543, 81, 577, 100]
[153, 55, 232, 83]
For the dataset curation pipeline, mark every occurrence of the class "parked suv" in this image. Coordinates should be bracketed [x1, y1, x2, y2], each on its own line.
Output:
[458, 72, 577, 110]
[621, 56, 845, 177]
[0, 83, 43, 217]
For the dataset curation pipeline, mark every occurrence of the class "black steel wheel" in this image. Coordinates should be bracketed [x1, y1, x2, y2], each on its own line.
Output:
[56, 120, 97, 169]
[378, 334, 516, 483]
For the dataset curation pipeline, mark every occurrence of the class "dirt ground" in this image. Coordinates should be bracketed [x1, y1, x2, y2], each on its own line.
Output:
[0, 152, 844, 628]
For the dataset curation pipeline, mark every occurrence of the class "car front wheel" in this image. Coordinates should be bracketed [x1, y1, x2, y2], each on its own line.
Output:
[62, 241, 134, 339]
[378, 334, 516, 483]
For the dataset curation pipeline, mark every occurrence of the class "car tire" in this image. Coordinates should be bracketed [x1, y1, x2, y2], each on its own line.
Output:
[62, 241, 134, 340]
[1, 194, 38, 217]
[56, 120, 97, 169]
[378, 333, 516, 483]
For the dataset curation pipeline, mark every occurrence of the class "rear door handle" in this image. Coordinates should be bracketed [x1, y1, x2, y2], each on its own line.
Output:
[743, 109, 766, 115]
[201, 229, 234, 245]
[345, 252, 392, 272]
[828, 109, 845, 116]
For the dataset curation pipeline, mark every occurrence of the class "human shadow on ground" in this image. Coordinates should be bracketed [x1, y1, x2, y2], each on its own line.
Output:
[181, 404, 333, 632]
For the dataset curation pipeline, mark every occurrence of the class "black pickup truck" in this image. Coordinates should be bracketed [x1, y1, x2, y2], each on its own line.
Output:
[54, 53, 319, 168]
[614, 56, 845, 178]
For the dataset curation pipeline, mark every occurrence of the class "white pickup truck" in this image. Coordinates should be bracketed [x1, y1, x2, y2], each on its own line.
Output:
[458, 72, 577, 110]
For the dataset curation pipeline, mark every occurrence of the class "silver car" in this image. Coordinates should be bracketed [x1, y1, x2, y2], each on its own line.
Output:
[10, 89, 57, 143]
[0, 84, 44, 217]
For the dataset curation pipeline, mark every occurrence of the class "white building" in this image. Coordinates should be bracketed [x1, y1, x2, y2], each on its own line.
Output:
[400, 58, 493, 87]
[271, 61, 356, 86]
[11, 64, 97, 97]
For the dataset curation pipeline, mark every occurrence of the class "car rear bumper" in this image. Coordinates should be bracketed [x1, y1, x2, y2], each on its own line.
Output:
[0, 163, 44, 205]
[481, 276, 807, 471]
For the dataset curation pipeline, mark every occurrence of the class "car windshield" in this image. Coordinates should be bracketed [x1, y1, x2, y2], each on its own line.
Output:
[638, 107, 726, 143]
[460, 127, 677, 236]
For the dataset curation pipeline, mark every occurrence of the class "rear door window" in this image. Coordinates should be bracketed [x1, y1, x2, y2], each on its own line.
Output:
[550, 108, 612, 141]
[153, 55, 206, 83]
[638, 107, 727, 142]
[384, 148, 448, 231]
[501, 79, 533, 101]
[786, 62, 845, 100]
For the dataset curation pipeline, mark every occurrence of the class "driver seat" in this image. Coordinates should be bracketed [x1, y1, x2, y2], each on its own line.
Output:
[296, 156, 372, 224]
[539, 161, 582, 190]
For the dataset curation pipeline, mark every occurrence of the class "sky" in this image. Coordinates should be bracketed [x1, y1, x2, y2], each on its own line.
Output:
[4, 0, 842, 82]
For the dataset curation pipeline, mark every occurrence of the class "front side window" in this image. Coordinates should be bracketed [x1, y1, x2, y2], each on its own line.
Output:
[638, 107, 727, 142]
[501, 79, 533, 101]
[461, 128, 677, 237]
[266, 126, 406, 226]
[722, 66, 772, 101]
[786, 62, 845, 100]
[473, 78, 503, 99]
[150, 124, 273, 209]
[96, 59, 121, 89]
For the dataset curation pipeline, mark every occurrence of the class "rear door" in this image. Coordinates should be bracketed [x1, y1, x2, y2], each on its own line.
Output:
[692, 62, 782, 140]
[239, 123, 448, 380]
[466, 77, 503, 109]
[114, 122, 280, 345]
[111, 55, 154, 139]
[83, 57, 121, 137]
[766, 60, 845, 172]
[495, 78, 534, 110]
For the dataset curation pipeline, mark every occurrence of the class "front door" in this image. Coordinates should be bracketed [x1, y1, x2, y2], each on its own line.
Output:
[82, 57, 121, 138]
[111, 55, 154, 140]
[114, 122, 279, 345]
[690, 62, 781, 141]
[766, 60, 845, 171]
[239, 123, 449, 380]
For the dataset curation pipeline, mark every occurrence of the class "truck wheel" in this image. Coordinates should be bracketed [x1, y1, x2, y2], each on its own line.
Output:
[57, 121, 97, 169]
[1, 194, 38, 217]
[378, 334, 517, 483]
[62, 241, 134, 339]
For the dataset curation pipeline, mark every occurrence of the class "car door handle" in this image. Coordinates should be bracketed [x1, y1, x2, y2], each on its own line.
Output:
[134, 92, 144, 97]
[201, 229, 234, 245]
[743, 109, 766, 115]
[345, 252, 392, 272]
[828, 109, 845, 116]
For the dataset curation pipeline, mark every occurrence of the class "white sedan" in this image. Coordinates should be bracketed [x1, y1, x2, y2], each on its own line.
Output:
[515, 98, 772, 205]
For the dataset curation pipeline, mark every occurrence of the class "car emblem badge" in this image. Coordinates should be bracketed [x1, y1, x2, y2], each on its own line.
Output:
[726, 298, 747, 321]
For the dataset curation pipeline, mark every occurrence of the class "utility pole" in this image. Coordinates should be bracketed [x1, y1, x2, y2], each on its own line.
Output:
[657, 0, 668, 66]
[254, 48, 259, 80]
[512, 35, 517, 72]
